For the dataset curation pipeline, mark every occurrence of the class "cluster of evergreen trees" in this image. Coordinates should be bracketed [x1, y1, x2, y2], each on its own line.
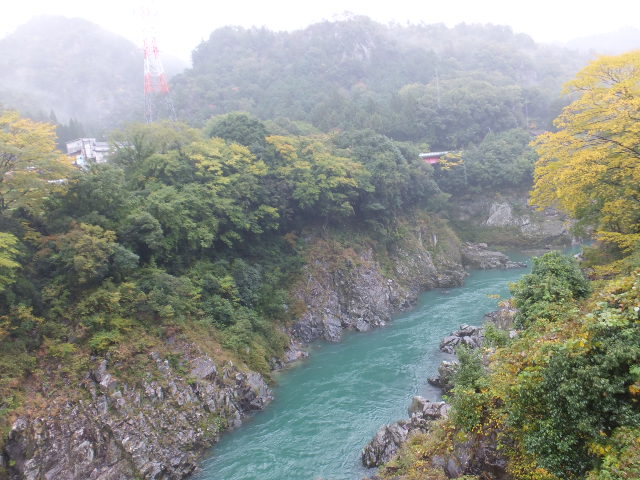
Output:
[172, 17, 585, 148]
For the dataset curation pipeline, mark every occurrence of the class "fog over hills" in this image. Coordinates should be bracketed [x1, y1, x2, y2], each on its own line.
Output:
[3, 14, 635, 140]
[564, 26, 640, 55]
[0, 16, 162, 133]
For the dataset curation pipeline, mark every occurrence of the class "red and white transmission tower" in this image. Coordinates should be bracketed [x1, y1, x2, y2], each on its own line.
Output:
[140, 4, 175, 123]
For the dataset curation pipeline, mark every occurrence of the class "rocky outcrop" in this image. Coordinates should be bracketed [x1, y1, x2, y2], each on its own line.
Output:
[439, 324, 484, 354]
[288, 219, 529, 347]
[430, 430, 509, 480]
[427, 360, 459, 393]
[453, 194, 574, 246]
[2, 344, 272, 480]
[290, 247, 402, 343]
[485, 304, 518, 332]
[461, 242, 527, 270]
[361, 398, 450, 468]
[290, 218, 468, 344]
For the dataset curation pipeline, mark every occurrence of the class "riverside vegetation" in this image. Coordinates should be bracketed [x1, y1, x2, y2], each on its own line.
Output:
[0, 16, 636, 480]
[0, 109, 544, 478]
[371, 50, 640, 480]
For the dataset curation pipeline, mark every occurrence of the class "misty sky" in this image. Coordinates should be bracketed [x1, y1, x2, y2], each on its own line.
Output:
[2, 0, 639, 63]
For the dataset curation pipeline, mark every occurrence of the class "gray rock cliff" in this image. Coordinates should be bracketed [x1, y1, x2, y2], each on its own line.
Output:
[453, 194, 574, 246]
[2, 343, 272, 480]
[290, 219, 467, 344]
[361, 398, 450, 468]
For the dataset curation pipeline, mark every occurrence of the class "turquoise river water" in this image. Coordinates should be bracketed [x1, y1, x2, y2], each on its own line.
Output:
[194, 253, 533, 480]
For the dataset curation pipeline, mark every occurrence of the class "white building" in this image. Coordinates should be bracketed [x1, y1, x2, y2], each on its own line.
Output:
[66, 138, 110, 167]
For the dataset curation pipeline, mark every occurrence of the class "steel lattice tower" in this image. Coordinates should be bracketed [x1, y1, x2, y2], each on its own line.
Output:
[141, 6, 175, 123]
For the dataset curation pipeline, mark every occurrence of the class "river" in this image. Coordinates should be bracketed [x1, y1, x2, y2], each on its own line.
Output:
[194, 253, 532, 480]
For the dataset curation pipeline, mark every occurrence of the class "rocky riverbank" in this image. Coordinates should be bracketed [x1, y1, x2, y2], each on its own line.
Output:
[1, 214, 526, 480]
[362, 398, 450, 468]
[2, 341, 272, 480]
[362, 306, 517, 480]
[288, 219, 525, 347]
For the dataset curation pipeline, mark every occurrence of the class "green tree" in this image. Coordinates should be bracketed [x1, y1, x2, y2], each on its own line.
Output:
[0, 110, 73, 215]
[531, 51, 640, 253]
[333, 129, 443, 221]
[37, 222, 138, 289]
[268, 135, 366, 223]
[510, 251, 590, 328]
[205, 112, 268, 150]
[0, 232, 20, 292]
[110, 121, 201, 177]
[436, 128, 537, 194]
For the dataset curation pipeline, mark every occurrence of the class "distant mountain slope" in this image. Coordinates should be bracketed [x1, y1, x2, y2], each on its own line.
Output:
[171, 17, 589, 144]
[565, 26, 640, 54]
[0, 16, 146, 132]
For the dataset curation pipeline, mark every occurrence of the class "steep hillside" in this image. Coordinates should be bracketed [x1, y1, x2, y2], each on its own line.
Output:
[364, 49, 640, 480]
[172, 17, 588, 146]
[0, 16, 143, 133]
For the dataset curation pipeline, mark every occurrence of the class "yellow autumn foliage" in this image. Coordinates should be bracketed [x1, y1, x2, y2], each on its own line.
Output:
[531, 50, 640, 252]
[0, 110, 74, 215]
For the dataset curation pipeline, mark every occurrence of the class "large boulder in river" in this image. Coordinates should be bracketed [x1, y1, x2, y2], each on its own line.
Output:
[440, 324, 484, 354]
[461, 242, 527, 270]
[361, 421, 411, 468]
[428, 360, 459, 393]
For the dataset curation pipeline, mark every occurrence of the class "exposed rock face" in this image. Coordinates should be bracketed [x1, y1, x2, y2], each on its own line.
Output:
[361, 398, 450, 468]
[439, 324, 484, 354]
[431, 430, 510, 480]
[2, 345, 272, 480]
[290, 247, 400, 343]
[485, 305, 518, 331]
[428, 360, 459, 393]
[453, 194, 574, 246]
[291, 219, 468, 344]
[361, 422, 411, 468]
[461, 242, 527, 270]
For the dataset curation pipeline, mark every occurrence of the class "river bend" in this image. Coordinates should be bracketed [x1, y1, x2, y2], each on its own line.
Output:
[195, 255, 531, 480]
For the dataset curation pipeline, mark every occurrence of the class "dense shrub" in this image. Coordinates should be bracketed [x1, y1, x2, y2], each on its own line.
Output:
[511, 251, 590, 328]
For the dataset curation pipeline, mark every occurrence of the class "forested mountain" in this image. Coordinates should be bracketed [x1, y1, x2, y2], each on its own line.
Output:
[2, 12, 638, 480]
[0, 15, 588, 150]
[0, 16, 144, 135]
[172, 17, 587, 148]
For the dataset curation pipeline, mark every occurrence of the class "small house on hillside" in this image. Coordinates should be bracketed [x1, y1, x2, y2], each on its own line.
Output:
[66, 138, 110, 167]
[419, 151, 450, 165]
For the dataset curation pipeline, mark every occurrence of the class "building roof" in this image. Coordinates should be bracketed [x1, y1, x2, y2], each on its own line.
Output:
[419, 151, 450, 158]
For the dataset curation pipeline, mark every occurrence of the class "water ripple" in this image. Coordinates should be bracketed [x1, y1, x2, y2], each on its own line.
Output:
[194, 262, 531, 480]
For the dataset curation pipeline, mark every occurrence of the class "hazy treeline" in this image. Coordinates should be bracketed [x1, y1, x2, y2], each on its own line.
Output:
[1, 16, 588, 148]
[172, 17, 587, 148]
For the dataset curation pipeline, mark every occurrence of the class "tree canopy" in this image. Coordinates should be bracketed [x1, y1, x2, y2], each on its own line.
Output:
[531, 50, 640, 253]
[0, 110, 73, 215]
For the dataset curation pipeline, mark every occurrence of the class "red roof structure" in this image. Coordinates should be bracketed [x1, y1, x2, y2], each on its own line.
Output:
[419, 151, 450, 164]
